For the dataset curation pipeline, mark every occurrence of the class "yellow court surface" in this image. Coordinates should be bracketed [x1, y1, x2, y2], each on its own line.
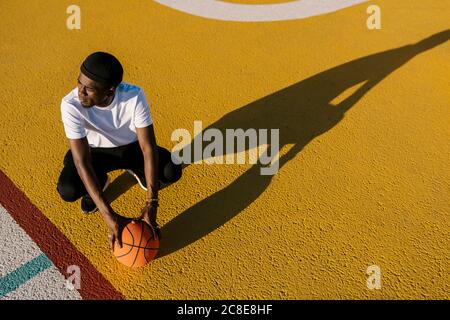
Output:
[0, 1, 449, 299]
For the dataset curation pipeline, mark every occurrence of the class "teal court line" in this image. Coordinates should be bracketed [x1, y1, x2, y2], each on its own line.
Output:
[0, 253, 53, 298]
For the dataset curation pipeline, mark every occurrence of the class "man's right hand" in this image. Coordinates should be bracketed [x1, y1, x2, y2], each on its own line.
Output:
[104, 213, 132, 251]
[67, 139, 133, 250]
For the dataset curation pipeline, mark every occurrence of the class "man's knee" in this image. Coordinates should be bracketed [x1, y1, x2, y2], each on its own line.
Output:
[161, 162, 182, 183]
[56, 183, 80, 202]
[157, 147, 182, 183]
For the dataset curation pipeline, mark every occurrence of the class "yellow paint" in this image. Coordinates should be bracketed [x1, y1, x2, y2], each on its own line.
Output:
[0, 0, 449, 299]
[329, 81, 368, 106]
[224, 1, 297, 4]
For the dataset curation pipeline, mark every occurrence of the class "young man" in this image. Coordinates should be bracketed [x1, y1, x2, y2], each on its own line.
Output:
[57, 52, 181, 250]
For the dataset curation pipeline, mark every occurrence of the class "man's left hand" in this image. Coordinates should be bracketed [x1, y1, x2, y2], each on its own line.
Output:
[138, 202, 161, 239]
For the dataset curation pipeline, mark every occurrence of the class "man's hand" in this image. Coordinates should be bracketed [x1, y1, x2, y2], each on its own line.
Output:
[104, 213, 132, 251]
[138, 202, 161, 239]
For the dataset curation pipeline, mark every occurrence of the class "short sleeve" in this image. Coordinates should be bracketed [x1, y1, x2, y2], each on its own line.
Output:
[134, 90, 153, 128]
[60, 100, 86, 139]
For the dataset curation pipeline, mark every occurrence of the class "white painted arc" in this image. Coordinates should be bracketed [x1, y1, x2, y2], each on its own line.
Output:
[154, 0, 369, 22]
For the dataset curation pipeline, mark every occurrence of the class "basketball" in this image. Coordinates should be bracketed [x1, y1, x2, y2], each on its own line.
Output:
[113, 221, 159, 268]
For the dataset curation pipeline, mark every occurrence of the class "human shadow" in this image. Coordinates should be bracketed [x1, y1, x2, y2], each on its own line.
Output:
[103, 171, 137, 204]
[155, 30, 449, 257]
[103, 171, 170, 205]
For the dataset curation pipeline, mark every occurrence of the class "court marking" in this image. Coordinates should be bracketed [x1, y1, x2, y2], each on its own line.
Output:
[154, 0, 368, 22]
[0, 254, 52, 298]
[0, 205, 83, 300]
[0, 170, 124, 300]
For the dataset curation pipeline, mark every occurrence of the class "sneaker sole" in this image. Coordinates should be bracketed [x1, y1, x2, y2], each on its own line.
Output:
[126, 169, 148, 191]
[81, 176, 111, 214]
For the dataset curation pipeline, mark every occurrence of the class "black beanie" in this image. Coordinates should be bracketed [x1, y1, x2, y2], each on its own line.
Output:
[80, 52, 123, 87]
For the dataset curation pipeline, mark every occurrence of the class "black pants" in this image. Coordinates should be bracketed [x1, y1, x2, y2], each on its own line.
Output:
[56, 141, 182, 202]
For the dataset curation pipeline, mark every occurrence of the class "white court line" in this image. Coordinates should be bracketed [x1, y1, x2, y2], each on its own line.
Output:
[1, 266, 81, 300]
[0, 205, 81, 300]
[0, 205, 42, 276]
[154, 0, 369, 22]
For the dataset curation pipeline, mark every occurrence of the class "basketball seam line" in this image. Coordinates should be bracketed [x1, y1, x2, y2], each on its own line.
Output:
[130, 223, 144, 268]
[115, 225, 135, 259]
[121, 243, 158, 250]
[144, 226, 158, 263]
[142, 234, 153, 263]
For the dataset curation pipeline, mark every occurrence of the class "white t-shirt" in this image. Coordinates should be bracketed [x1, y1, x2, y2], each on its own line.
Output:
[60, 82, 153, 148]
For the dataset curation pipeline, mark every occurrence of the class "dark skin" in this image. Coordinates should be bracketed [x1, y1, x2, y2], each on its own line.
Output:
[71, 72, 160, 250]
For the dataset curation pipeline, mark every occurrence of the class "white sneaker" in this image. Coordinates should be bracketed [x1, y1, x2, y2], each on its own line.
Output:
[126, 169, 147, 191]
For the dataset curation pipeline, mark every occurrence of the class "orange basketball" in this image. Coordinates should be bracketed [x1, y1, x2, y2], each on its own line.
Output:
[113, 221, 159, 268]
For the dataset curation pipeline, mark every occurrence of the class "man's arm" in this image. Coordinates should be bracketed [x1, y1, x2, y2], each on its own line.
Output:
[136, 124, 159, 225]
[69, 137, 127, 249]
[69, 137, 112, 215]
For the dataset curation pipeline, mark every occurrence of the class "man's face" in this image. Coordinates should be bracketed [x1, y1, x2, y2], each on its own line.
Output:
[77, 72, 112, 108]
